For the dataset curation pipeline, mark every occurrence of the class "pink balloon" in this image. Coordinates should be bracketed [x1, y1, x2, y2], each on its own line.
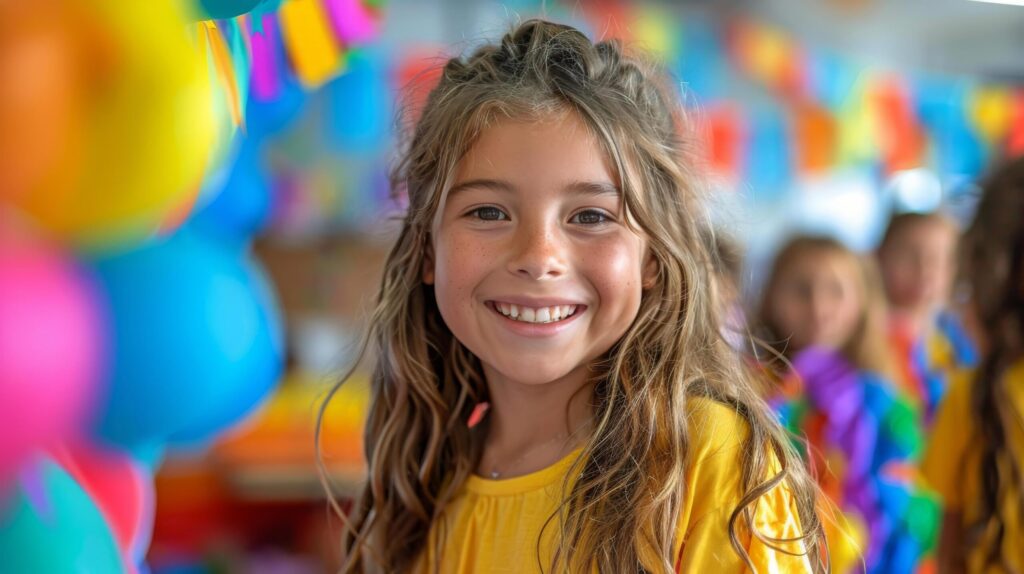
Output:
[0, 227, 106, 483]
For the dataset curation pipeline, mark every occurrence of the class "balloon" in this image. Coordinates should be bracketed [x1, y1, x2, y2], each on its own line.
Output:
[0, 458, 124, 573]
[0, 221, 106, 484]
[50, 444, 155, 569]
[169, 257, 282, 443]
[0, 2, 84, 199]
[191, 137, 274, 242]
[3, 1, 217, 247]
[90, 228, 284, 448]
[194, 0, 267, 20]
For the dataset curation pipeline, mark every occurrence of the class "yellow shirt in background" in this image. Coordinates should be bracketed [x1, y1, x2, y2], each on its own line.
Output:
[922, 360, 1024, 573]
[415, 398, 814, 573]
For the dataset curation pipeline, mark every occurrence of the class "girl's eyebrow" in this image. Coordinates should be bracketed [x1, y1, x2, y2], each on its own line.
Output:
[564, 180, 621, 198]
[446, 179, 621, 199]
[446, 178, 514, 198]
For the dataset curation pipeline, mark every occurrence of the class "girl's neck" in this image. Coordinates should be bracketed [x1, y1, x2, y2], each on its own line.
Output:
[891, 305, 934, 338]
[479, 363, 594, 476]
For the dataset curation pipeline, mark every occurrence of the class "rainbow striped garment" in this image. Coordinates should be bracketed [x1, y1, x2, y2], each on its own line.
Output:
[770, 347, 941, 574]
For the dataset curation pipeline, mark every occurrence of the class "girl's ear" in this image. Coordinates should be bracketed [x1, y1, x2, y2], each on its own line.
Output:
[641, 249, 658, 290]
[423, 239, 436, 285]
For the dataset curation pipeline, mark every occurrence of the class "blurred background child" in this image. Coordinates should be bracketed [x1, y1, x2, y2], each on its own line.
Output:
[877, 212, 978, 427]
[923, 156, 1024, 573]
[758, 235, 939, 574]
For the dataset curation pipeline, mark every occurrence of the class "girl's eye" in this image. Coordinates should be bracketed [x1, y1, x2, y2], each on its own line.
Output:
[570, 210, 610, 225]
[469, 206, 508, 221]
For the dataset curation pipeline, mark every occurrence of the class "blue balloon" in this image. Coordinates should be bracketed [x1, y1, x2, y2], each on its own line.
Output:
[90, 227, 284, 448]
[0, 459, 124, 573]
[190, 136, 273, 242]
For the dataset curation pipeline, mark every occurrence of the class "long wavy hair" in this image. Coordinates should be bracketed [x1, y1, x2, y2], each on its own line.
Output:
[318, 19, 825, 573]
[758, 235, 897, 380]
[959, 155, 1024, 569]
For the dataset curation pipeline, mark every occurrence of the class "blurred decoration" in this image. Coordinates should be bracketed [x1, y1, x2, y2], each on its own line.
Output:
[325, 51, 390, 152]
[50, 443, 156, 572]
[194, 0, 278, 20]
[279, 0, 347, 88]
[0, 219, 106, 488]
[214, 371, 369, 486]
[702, 104, 746, 182]
[0, 1, 216, 248]
[0, 458, 125, 573]
[793, 104, 837, 175]
[191, 137, 275, 243]
[90, 228, 284, 449]
[887, 168, 943, 214]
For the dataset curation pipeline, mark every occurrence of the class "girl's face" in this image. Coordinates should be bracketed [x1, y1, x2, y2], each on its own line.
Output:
[425, 112, 654, 387]
[768, 251, 863, 354]
[878, 221, 956, 314]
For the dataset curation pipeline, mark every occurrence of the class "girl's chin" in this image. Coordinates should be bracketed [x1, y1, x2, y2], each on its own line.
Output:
[484, 361, 584, 387]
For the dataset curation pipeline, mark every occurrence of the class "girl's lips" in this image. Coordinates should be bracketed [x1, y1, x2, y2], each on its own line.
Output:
[484, 301, 587, 338]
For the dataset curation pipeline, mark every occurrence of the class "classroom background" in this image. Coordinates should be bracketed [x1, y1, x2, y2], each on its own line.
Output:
[1, 0, 1023, 572]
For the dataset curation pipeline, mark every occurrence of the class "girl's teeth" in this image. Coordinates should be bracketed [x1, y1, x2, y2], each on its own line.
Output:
[494, 303, 579, 324]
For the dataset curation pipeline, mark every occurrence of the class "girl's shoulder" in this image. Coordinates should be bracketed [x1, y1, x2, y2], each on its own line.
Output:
[685, 396, 751, 455]
[677, 397, 816, 572]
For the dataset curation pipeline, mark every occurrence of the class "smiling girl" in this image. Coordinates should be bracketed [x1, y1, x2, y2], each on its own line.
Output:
[321, 20, 824, 573]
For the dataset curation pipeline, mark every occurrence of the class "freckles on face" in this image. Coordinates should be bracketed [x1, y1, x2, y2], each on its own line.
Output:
[426, 112, 650, 386]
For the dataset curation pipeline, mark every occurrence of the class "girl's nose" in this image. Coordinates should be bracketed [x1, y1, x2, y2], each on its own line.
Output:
[506, 220, 568, 280]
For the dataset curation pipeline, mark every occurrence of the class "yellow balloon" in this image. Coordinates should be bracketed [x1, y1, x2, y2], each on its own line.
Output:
[13, 0, 218, 248]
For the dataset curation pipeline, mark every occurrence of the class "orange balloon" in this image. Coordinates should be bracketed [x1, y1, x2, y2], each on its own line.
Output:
[0, 2, 84, 199]
[0, 0, 217, 248]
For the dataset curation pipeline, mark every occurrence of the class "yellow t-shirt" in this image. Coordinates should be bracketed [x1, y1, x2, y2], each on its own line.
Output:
[922, 360, 1024, 573]
[415, 398, 814, 573]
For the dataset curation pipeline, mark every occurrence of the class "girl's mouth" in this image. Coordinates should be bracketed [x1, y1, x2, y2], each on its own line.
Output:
[485, 301, 585, 324]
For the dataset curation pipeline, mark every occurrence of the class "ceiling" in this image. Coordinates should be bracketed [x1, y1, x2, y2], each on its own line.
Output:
[745, 0, 1024, 80]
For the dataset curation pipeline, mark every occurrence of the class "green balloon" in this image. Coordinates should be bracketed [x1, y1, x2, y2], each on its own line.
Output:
[194, 0, 266, 19]
[0, 460, 124, 573]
